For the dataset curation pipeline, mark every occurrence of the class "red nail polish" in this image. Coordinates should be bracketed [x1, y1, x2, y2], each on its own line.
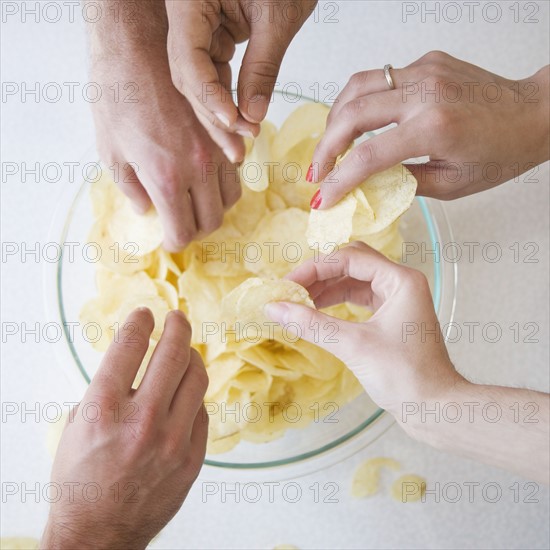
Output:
[306, 163, 314, 183]
[310, 189, 322, 209]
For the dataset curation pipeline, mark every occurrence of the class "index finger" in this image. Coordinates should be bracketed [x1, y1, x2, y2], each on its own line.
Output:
[137, 310, 193, 411]
[170, 349, 209, 426]
[166, 0, 239, 130]
[286, 242, 403, 298]
[87, 307, 154, 398]
[317, 124, 422, 208]
[140, 170, 198, 252]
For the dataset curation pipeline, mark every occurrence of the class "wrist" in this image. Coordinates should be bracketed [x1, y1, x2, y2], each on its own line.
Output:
[395, 365, 470, 443]
[520, 66, 550, 166]
[40, 516, 149, 550]
[40, 517, 89, 550]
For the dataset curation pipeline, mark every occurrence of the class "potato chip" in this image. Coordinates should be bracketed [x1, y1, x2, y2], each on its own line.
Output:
[88, 216, 155, 275]
[154, 280, 179, 310]
[391, 474, 426, 502]
[351, 457, 401, 498]
[272, 102, 329, 160]
[222, 277, 314, 327]
[240, 121, 277, 191]
[307, 192, 358, 252]
[236, 346, 303, 381]
[225, 184, 268, 235]
[90, 171, 163, 257]
[205, 355, 246, 398]
[356, 164, 417, 236]
[245, 208, 313, 278]
[107, 200, 163, 256]
[207, 431, 241, 454]
[241, 427, 285, 444]
[207, 394, 243, 442]
[146, 248, 168, 280]
[46, 412, 68, 458]
[0, 538, 39, 550]
[231, 368, 272, 394]
[90, 169, 117, 218]
[194, 224, 250, 278]
[147, 249, 183, 280]
[266, 189, 287, 211]
[307, 164, 416, 250]
[80, 271, 171, 349]
[179, 259, 247, 345]
[279, 338, 342, 381]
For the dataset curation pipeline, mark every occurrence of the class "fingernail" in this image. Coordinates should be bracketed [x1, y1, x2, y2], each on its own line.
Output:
[214, 112, 231, 127]
[223, 147, 240, 164]
[168, 309, 186, 319]
[130, 201, 148, 215]
[236, 129, 255, 139]
[306, 163, 314, 183]
[310, 189, 322, 209]
[264, 302, 289, 324]
[246, 95, 269, 123]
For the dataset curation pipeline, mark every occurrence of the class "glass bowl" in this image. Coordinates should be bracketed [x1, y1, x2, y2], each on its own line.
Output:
[45, 91, 457, 479]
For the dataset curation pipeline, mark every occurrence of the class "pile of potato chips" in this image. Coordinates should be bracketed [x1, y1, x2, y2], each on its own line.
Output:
[81, 103, 417, 454]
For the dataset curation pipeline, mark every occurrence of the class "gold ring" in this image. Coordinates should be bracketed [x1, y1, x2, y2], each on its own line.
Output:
[383, 64, 395, 90]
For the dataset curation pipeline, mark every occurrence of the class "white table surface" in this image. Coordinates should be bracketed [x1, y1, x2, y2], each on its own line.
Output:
[1, 1, 549, 549]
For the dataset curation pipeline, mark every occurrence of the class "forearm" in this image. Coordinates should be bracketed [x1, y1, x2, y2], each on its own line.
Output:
[401, 379, 550, 483]
[84, 0, 176, 104]
[84, 0, 168, 58]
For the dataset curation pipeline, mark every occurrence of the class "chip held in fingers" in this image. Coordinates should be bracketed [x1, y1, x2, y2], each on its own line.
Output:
[222, 277, 315, 326]
[307, 164, 417, 250]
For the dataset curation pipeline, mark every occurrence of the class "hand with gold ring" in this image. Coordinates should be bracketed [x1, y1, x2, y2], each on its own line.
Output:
[308, 51, 549, 208]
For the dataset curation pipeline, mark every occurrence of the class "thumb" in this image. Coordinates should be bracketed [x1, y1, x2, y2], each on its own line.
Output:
[264, 302, 356, 363]
[237, 31, 289, 123]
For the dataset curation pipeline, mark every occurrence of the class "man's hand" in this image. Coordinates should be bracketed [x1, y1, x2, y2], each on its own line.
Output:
[88, 0, 241, 251]
[165, 0, 317, 147]
[40, 308, 209, 550]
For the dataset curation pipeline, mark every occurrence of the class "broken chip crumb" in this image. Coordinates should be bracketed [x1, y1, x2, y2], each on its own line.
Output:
[351, 457, 401, 498]
[391, 474, 427, 503]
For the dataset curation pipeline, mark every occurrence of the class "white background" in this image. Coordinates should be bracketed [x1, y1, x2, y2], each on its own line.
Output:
[1, 1, 549, 549]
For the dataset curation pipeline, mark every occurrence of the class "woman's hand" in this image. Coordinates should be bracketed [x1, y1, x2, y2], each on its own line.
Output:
[310, 52, 549, 207]
[265, 242, 461, 416]
[266, 243, 550, 482]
